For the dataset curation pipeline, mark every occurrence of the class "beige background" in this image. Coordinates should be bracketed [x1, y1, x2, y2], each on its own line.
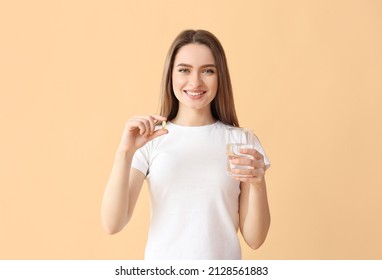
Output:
[0, 0, 381, 259]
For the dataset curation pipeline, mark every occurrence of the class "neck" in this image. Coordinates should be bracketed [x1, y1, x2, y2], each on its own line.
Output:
[171, 107, 216, 126]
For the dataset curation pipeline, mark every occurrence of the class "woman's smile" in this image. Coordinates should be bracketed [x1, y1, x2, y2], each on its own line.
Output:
[183, 89, 207, 99]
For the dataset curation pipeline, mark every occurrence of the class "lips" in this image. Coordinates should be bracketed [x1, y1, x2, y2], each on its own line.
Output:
[184, 90, 207, 97]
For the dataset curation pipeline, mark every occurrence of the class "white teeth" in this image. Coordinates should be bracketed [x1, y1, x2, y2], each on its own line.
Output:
[185, 91, 205, 96]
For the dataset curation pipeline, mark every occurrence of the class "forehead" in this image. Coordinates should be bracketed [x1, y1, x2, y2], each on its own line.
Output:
[174, 43, 215, 66]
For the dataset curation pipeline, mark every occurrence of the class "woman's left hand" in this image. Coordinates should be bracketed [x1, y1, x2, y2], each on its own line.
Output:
[229, 148, 266, 183]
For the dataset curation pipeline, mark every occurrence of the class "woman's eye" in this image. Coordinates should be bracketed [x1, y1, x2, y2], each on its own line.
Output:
[178, 68, 189, 73]
[203, 68, 215, 74]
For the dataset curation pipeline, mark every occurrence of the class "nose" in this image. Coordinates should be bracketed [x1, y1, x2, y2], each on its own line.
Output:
[188, 72, 203, 87]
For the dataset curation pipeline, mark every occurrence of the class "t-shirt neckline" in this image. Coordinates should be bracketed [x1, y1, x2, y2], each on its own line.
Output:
[167, 120, 220, 129]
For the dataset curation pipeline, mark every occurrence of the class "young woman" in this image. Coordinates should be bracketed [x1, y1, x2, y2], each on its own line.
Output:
[101, 30, 271, 260]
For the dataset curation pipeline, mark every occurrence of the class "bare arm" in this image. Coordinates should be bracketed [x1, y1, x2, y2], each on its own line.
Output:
[101, 149, 145, 234]
[100, 115, 168, 234]
[239, 179, 271, 249]
[230, 148, 271, 249]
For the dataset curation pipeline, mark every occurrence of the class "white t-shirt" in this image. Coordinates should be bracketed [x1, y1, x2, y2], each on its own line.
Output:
[131, 121, 270, 260]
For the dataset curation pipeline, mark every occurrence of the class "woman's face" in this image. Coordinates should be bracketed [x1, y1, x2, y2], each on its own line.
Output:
[172, 43, 218, 113]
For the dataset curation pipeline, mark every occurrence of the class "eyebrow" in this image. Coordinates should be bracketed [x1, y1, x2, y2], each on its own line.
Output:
[175, 63, 216, 68]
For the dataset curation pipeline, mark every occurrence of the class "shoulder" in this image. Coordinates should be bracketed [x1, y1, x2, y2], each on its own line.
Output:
[215, 121, 235, 131]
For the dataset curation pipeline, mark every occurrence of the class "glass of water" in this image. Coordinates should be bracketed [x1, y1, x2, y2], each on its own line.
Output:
[225, 127, 254, 176]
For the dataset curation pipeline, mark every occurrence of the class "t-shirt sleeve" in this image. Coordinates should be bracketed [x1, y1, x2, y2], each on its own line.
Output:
[131, 143, 151, 176]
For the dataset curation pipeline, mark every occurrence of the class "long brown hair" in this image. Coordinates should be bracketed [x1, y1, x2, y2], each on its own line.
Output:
[159, 29, 239, 127]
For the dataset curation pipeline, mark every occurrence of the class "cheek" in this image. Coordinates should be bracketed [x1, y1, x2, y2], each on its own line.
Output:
[172, 76, 187, 92]
[209, 77, 218, 92]
[171, 75, 178, 91]
[172, 80, 183, 97]
[172, 82, 179, 95]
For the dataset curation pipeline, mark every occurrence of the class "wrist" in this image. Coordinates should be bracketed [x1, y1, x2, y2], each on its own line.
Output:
[249, 177, 266, 189]
[115, 146, 136, 159]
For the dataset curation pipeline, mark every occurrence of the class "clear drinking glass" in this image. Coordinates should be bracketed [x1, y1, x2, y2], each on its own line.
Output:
[225, 127, 254, 176]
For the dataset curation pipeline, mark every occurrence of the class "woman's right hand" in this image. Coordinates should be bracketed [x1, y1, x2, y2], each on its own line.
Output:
[117, 115, 168, 154]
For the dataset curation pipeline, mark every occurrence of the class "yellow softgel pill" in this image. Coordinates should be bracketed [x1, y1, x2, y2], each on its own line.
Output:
[162, 121, 167, 130]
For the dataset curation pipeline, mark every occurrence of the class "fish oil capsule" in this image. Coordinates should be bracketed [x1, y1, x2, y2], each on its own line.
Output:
[162, 121, 167, 130]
